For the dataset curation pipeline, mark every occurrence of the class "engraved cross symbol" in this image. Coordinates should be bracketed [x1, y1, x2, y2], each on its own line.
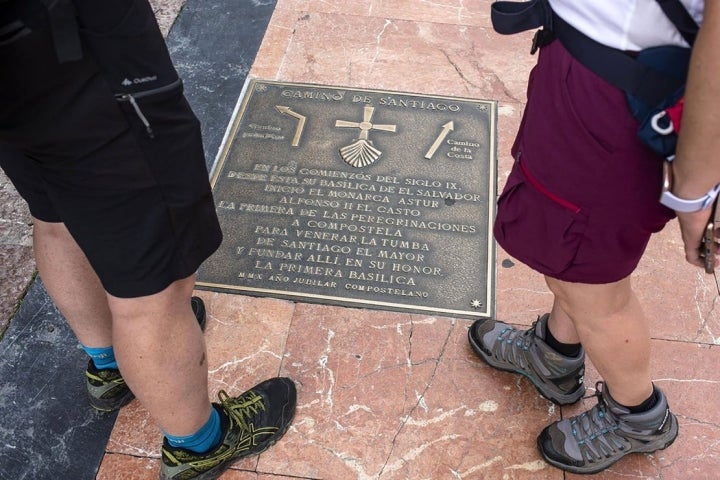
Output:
[335, 106, 397, 139]
[335, 106, 397, 167]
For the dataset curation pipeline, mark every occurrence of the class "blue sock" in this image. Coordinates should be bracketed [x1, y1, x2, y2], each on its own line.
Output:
[165, 407, 222, 454]
[82, 345, 118, 370]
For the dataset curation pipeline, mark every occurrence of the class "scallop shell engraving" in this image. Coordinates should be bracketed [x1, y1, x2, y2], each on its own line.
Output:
[339, 140, 382, 168]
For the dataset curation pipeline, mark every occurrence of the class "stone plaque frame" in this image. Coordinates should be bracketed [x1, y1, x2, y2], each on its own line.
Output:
[197, 79, 497, 319]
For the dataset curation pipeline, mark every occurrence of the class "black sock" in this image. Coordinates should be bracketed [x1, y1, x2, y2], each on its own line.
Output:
[626, 388, 658, 414]
[544, 325, 582, 357]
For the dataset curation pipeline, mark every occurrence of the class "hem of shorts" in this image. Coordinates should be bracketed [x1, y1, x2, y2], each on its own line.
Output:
[27, 209, 63, 223]
[540, 266, 635, 285]
[102, 262, 205, 299]
[502, 249, 637, 285]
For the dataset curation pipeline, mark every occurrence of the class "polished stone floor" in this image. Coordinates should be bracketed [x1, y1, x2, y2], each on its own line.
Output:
[1, 1, 719, 479]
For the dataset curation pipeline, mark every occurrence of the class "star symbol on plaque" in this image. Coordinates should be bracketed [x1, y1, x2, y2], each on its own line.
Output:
[470, 299, 483, 309]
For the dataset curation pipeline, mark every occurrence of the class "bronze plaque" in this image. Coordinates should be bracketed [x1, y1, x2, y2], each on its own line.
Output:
[197, 80, 497, 318]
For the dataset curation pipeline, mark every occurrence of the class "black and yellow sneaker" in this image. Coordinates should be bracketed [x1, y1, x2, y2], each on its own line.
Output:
[160, 377, 297, 480]
[85, 359, 135, 412]
[85, 296, 207, 412]
[190, 296, 207, 331]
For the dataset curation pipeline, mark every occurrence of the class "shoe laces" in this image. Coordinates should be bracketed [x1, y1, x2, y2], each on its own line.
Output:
[86, 367, 124, 386]
[493, 319, 538, 365]
[570, 382, 627, 460]
[217, 389, 266, 432]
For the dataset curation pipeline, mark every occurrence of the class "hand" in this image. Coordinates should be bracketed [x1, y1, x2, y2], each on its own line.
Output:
[676, 209, 716, 270]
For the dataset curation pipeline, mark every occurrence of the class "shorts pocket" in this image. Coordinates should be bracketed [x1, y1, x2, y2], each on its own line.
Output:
[560, 55, 636, 156]
[115, 79, 207, 199]
[494, 158, 588, 277]
[117, 80, 201, 145]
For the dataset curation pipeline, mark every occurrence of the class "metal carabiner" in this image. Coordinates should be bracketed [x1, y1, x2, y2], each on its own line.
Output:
[651, 110, 675, 136]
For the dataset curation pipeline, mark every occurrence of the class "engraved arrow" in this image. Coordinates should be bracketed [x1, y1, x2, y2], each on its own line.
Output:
[425, 121, 455, 159]
[275, 105, 306, 147]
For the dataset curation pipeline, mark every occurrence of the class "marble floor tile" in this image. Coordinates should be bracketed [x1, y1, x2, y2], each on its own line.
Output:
[0, 169, 34, 334]
[0, 245, 34, 332]
[247, 304, 567, 479]
[96, 452, 299, 480]
[276, 0, 492, 24]
[259, 8, 535, 103]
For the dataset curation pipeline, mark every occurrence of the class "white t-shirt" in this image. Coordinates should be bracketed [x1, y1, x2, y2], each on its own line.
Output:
[548, 0, 704, 50]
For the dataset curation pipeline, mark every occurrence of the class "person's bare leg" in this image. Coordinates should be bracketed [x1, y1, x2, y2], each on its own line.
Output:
[108, 274, 212, 436]
[545, 275, 653, 406]
[33, 218, 211, 434]
[547, 300, 581, 344]
[33, 218, 112, 347]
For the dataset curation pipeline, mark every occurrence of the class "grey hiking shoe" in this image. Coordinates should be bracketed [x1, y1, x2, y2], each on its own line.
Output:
[468, 314, 585, 405]
[538, 382, 679, 474]
[86, 296, 207, 412]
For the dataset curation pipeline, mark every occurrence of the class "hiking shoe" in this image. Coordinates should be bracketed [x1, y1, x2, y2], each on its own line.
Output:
[160, 377, 297, 480]
[191, 295, 207, 331]
[86, 296, 207, 412]
[85, 360, 135, 412]
[538, 382, 679, 474]
[468, 313, 585, 405]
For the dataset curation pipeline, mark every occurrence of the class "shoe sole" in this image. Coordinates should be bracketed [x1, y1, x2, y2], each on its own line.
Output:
[88, 389, 135, 412]
[538, 413, 679, 474]
[467, 324, 584, 406]
[175, 420, 294, 480]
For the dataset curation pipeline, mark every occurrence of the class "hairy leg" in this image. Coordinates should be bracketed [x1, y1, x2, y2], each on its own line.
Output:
[34, 218, 212, 434]
[108, 274, 212, 436]
[33, 218, 112, 347]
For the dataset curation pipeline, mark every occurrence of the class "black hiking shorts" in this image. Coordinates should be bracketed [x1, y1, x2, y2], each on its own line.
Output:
[0, 0, 222, 298]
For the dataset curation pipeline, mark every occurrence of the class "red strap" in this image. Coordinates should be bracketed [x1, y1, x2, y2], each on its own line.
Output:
[666, 97, 684, 133]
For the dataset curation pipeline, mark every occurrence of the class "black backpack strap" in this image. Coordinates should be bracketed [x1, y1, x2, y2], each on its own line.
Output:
[490, 0, 685, 105]
[491, 0, 556, 53]
[491, 0, 552, 35]
[655, 0, 699, 46]
[40, 0, 82, 62]
[552, 14, 685, 106]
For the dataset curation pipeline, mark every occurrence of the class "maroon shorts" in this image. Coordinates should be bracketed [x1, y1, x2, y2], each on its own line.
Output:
[494, 40, 675, 284]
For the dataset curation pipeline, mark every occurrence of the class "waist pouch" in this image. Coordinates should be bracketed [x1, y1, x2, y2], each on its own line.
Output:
[626, 47, 690, 159]
[491, 0, 691, 158]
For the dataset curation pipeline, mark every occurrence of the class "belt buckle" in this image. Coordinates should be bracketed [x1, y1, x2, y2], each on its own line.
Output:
[531, 28, 554, 55]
